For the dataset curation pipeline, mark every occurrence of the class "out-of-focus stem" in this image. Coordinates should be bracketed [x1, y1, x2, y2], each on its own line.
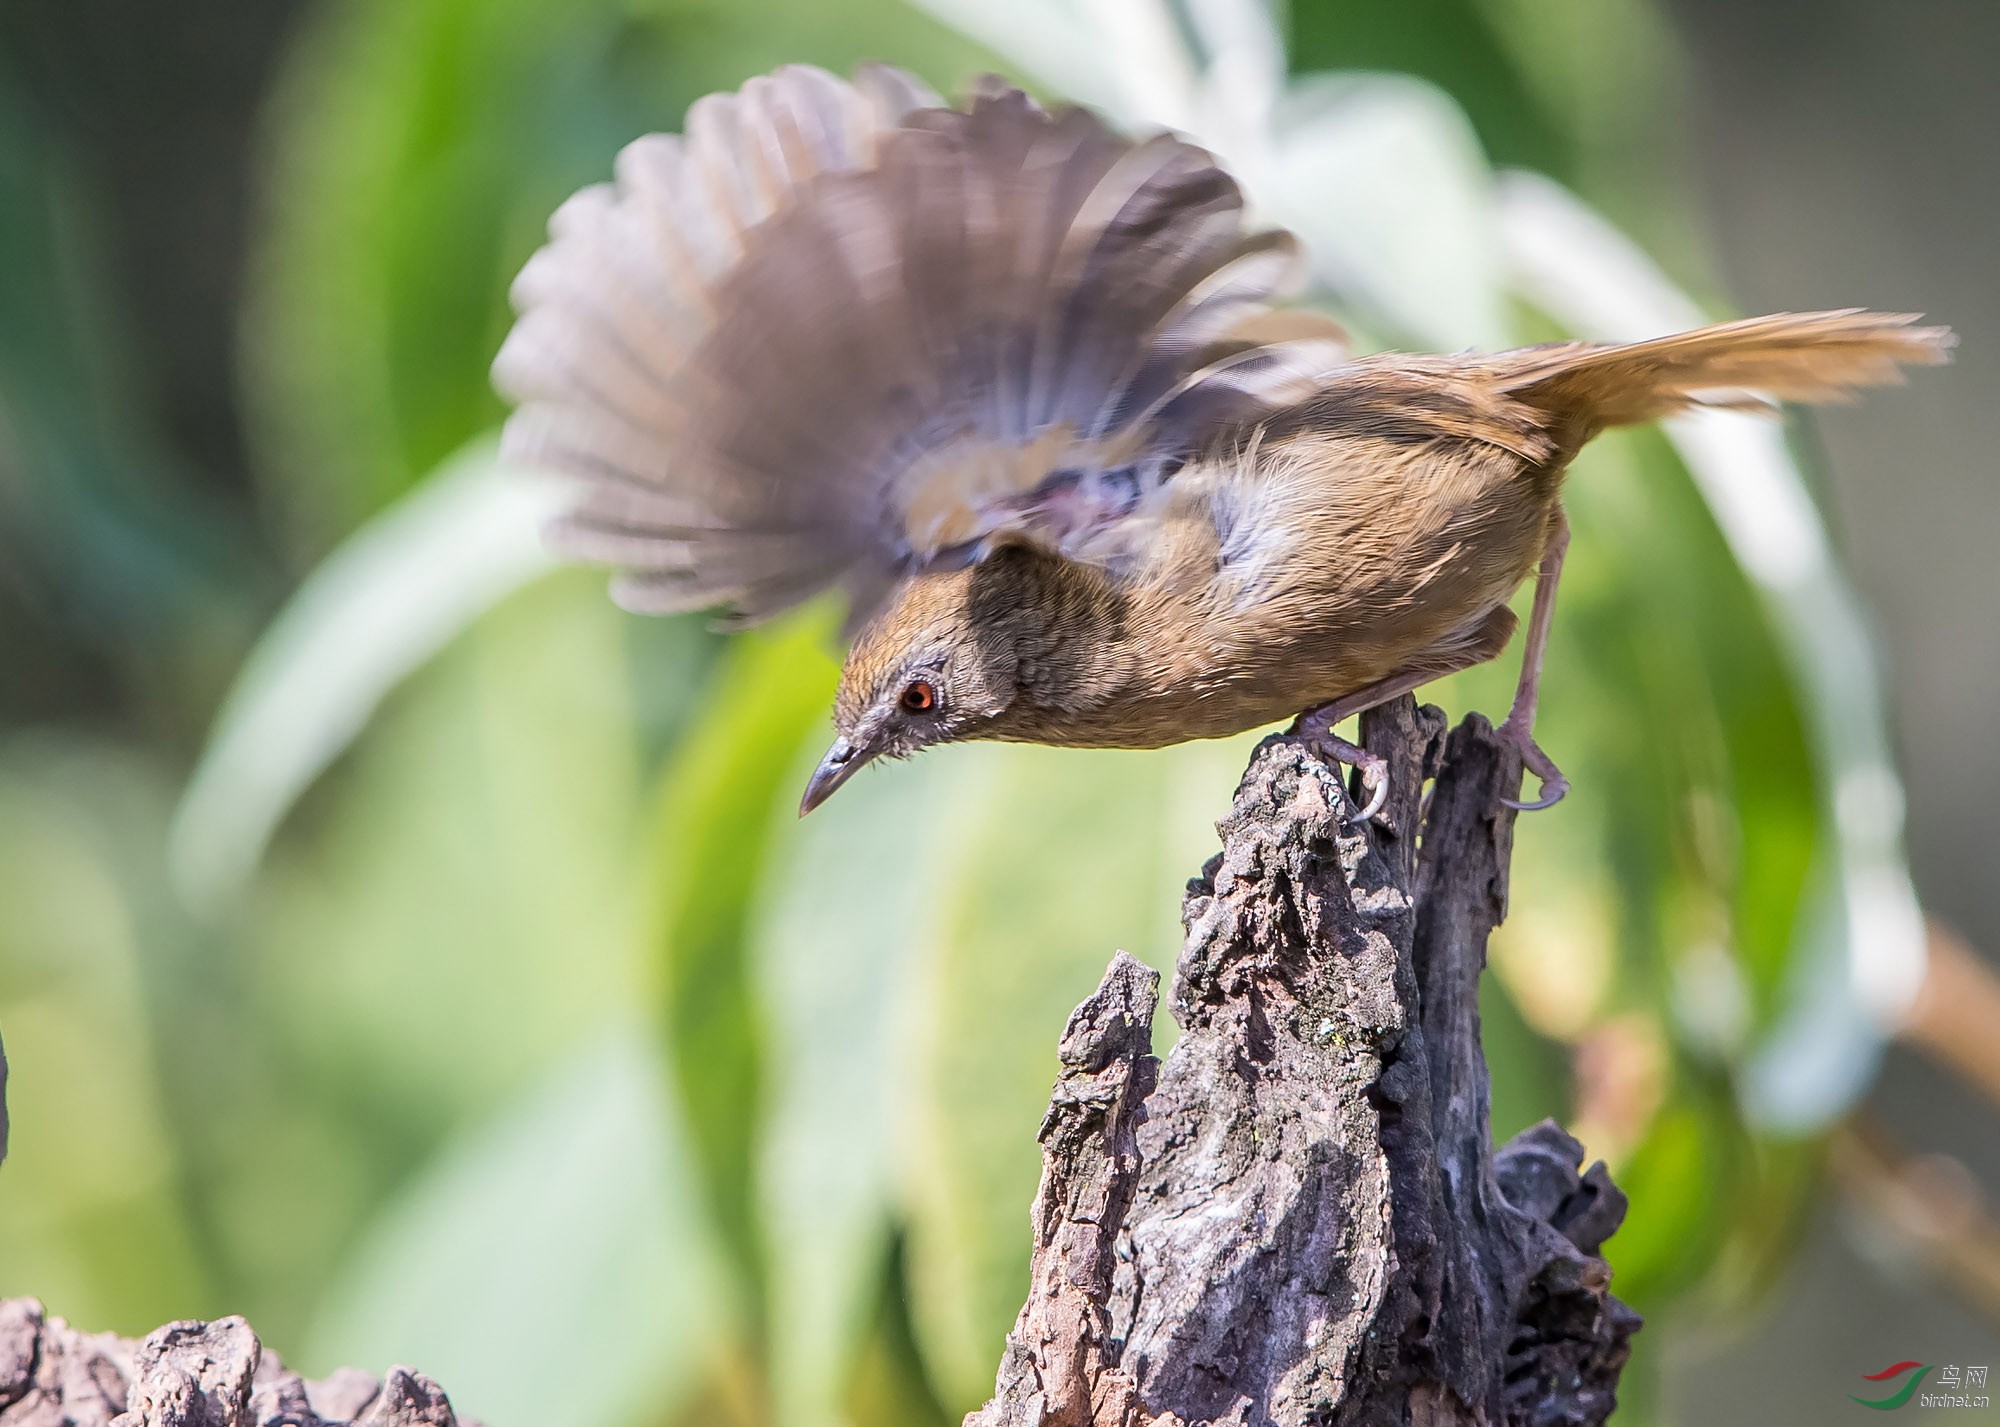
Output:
[1833, 1117, 2000, 1326]
[1901, 918, 2000, 1111]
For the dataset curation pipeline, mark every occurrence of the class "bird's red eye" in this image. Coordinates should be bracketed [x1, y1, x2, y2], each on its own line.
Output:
[900, 680, 937, 713]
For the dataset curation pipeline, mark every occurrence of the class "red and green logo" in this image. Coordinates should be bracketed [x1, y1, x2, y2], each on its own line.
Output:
[1852, 1361, 1931, 1410]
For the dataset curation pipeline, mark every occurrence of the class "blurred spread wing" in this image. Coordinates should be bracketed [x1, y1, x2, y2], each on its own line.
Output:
[493, 64, 1342, 628]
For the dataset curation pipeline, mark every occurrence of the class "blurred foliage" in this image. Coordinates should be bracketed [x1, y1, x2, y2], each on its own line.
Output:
[244, 0, 1003, 544]
[0, 1, 1919, 1425]
[0, 75, 259, 734]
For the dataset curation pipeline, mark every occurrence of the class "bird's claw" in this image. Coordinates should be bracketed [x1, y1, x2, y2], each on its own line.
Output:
[1301, 724, 1391, 823]
[1496, 720, 1569, 811]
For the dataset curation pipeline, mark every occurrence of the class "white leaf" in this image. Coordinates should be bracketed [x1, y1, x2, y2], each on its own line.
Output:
[1082, 0, 1203, 131]
[1264, 74, 1508, 350]
[1185, 0, 1286, 162]
[169, 438, 560, 910]
[902, 0, 1132, 119]
[1495, 170, 1926, 1130]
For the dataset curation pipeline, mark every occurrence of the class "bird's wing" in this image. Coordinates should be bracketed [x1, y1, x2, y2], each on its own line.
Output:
[493, 64, 1343, 628]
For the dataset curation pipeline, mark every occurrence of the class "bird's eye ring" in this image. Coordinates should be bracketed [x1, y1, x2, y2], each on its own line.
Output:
[899, 680, 938, 714]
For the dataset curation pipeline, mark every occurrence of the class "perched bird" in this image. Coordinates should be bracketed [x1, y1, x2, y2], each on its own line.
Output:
[493, 64, 1952, 818]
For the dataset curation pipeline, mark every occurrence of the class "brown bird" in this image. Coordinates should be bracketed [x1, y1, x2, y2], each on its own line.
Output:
[493, 64, 1952, 819]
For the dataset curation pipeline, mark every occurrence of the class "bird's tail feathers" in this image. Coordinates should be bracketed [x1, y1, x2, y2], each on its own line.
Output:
[1498, 309, 1954, 433]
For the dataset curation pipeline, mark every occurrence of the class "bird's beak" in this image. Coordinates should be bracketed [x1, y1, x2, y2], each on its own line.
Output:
[799, 736, 878, 816]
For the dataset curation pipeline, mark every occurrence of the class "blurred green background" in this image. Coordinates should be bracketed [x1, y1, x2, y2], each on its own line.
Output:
[1, 1, 1996, 1423]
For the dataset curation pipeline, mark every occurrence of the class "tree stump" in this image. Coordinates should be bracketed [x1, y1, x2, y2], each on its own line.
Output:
[967, 699, 1639, 1427]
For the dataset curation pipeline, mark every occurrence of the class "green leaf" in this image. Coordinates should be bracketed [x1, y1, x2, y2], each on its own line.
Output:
[1600, 1094, 1735, 1307]
[643, 617, 840, 1327]
[247, 0, 646, 531]
[306, 1025, 726, 1427]
[246, 570, 650, 1141]
[748, 733, 965, 1427]
[0, 742, 216, 1334]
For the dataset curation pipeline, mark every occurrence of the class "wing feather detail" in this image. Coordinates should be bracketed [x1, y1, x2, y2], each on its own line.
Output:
[495, 63, 1337, 626]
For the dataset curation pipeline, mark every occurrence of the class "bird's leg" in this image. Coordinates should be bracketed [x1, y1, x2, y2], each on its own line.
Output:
[1295, 671, 1436, 823]
[1496, 509, 1571, 811]
[1293, 606, 1517, 822]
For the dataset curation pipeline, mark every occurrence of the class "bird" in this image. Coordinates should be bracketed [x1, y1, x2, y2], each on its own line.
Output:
[492, 63, 1953, 820]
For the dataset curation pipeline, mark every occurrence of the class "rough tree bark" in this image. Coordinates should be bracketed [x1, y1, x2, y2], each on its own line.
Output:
[0, 1300, 473, 1427]
[967, 698, 1640, 1427]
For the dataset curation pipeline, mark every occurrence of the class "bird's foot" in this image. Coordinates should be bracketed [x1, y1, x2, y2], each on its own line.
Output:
[1495, 717, 1569, 811]
[1296, 712, 1390, 823]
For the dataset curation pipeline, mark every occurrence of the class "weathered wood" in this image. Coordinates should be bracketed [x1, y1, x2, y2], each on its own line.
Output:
[0, 1298, 470, 1427]
[980, 950, 1161, 1427]
[969, 699, 1638, 1427]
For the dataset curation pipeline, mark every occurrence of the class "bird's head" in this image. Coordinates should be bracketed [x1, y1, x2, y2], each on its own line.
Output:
[799, 560, 1029, 815]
